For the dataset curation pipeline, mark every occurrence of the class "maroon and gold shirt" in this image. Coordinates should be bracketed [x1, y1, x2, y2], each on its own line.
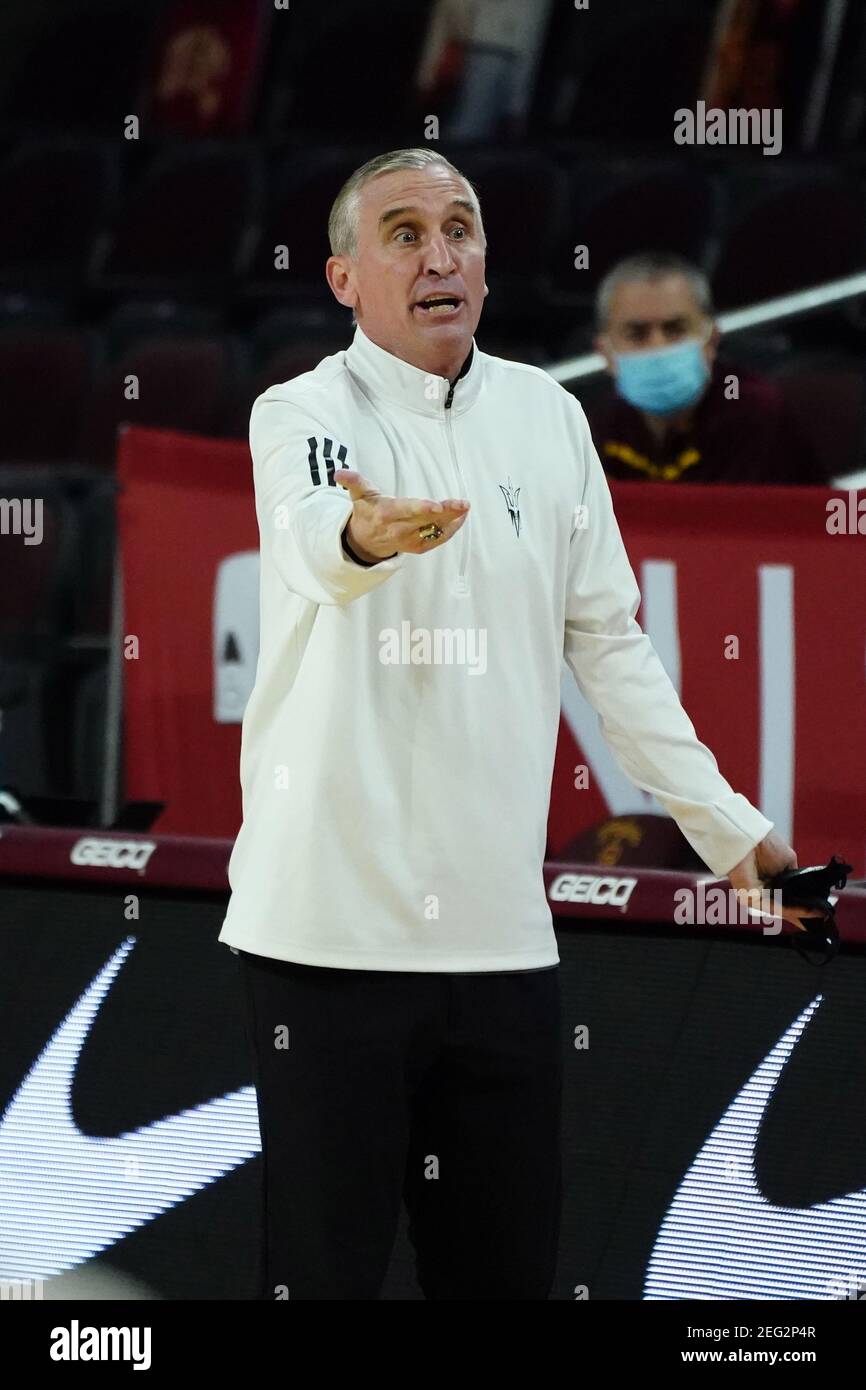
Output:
[585, 358, 829, 486]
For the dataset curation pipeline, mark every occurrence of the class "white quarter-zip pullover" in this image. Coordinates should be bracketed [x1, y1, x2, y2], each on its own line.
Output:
[218, 325, 773, 970]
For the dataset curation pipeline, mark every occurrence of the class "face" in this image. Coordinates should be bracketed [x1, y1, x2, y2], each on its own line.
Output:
[326, 165, 488, 379]
[595, 273, 718, 374]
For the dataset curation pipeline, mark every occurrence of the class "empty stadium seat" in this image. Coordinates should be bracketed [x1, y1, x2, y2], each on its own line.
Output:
[266, 1, 432, 138]
[94, 144, 262, 299]
[245, 146, 378, 303]
[712, 171, 866, 309]
[0, 325, 101, 463]
[81, 333, 249, 468]
[101, 299, 225, 359]
[549, 161, 720, 303]
[0, 139, 120, 300]
[768, 351, 866, 481]
[532, 8, 711, 140]
[0, 9, 153, 131]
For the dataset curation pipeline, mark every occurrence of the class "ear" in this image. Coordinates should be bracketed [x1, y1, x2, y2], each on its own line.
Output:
[594, 333, 616, 376]
[705, 320, 721, 364]
[326, 255, 358, 311]
[483, 280, 489, 298]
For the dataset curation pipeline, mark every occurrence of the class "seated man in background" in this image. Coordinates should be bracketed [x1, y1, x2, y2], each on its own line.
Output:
[586, 251, 828, 486]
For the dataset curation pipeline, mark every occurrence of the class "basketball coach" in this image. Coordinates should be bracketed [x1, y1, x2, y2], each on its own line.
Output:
[219, 148, 813, 1300]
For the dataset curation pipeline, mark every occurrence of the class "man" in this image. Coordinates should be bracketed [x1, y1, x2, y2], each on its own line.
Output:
[587, 251, 828, 485]
[218, 150, 817, 1301]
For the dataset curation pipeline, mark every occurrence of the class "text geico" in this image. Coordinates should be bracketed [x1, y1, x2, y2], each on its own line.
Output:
[548, 873, 637, 911]
[69, 838, 157, 873]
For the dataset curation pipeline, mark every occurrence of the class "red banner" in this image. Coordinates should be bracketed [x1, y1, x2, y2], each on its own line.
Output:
[118, 427, 866, 873]
[143, 0, 271, 136]
[118, 427, 258, 838]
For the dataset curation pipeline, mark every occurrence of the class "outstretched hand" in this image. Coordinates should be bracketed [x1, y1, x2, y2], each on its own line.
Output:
[336, 469, 469, 562]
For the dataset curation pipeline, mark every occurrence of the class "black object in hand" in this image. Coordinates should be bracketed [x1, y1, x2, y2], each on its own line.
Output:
[765, 856, 853, 964]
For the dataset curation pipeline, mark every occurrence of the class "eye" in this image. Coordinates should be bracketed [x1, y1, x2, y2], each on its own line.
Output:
[449, 224, 467, 239]
[394, 229, 417, 244]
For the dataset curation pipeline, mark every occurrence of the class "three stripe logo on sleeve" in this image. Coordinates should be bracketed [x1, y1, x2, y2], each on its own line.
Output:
[307, 436, 348, 485]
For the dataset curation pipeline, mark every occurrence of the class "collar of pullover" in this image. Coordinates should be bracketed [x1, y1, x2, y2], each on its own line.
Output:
[345, 323, 482, 417]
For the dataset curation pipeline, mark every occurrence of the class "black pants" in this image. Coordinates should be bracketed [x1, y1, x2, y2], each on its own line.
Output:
[237, 950, 563, 1300]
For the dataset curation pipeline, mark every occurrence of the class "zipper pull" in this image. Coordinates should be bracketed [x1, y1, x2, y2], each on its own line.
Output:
[444, 378, 455, 409]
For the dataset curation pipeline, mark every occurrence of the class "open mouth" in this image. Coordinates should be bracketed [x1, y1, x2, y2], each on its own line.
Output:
[413, 295, 463, 317]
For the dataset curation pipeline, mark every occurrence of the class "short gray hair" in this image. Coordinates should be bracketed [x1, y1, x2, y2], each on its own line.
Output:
[328, 147, 485, 259]
[595, 252, 713, 332]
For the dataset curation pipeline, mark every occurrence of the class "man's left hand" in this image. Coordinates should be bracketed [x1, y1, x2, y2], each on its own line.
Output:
[727, 829, 827, 930]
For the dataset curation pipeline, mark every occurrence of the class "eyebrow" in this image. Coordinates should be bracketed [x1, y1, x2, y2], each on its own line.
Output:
[624, 316, 690, 330]
[377, 198, 476, 229]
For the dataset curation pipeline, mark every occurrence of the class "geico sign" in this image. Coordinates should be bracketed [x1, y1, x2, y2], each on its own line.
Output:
[548, 873, 637, 911]
[70, 838, 157, 873]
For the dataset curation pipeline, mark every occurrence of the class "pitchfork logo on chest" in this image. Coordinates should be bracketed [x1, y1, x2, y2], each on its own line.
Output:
[499, 475, 521, 537]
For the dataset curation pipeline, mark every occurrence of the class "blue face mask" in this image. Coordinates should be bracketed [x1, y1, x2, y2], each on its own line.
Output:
[613, 337, 710, 415]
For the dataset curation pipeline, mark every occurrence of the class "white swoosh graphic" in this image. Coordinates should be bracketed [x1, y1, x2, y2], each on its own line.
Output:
[644, 993, 866, 1299]
[0, 937, 261, 1280]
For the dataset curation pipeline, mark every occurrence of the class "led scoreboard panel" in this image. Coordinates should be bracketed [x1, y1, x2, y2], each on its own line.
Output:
[1, 828, 865, 1301]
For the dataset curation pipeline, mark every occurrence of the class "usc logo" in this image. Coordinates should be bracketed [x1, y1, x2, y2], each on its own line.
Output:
[157, 27, 230, 119]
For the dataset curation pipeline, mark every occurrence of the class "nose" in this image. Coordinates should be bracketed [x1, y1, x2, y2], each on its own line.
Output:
[420, 231, 458, 278]
[646, 325, 669, 349]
